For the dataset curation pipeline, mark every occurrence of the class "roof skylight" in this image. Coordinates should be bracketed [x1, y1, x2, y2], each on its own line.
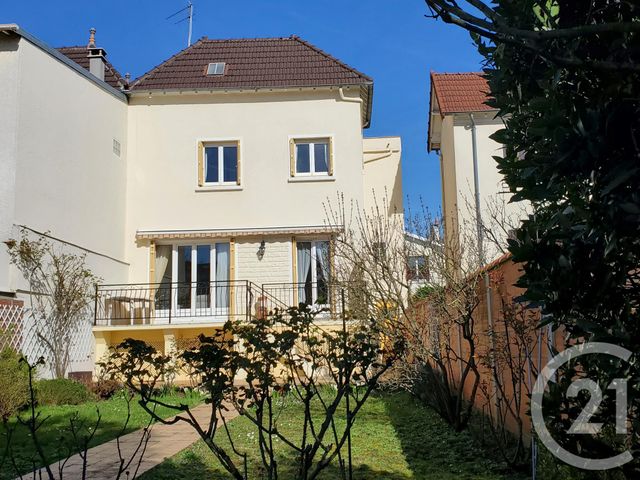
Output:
[206, 62, 226, 75]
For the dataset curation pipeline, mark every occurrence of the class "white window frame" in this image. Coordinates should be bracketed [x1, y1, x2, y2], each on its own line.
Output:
[206, 62, 226, 75]
[155, 242, 229, 319]
[297, 239, 331, 307]
[294, 138, 331, 177]
[203, 142, 239, 186]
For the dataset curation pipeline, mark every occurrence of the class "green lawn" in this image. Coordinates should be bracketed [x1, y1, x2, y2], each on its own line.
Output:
[0, 390, 202, 480]
[141, 391, 522, 480]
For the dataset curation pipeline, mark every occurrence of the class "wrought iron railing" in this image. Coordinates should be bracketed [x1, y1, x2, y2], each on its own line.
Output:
[94, 280, 257, 327]
[94, 280, 343, 327]
[262, 282, 343, 319]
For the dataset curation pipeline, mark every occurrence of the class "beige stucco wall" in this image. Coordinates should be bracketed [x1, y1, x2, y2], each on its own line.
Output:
[452, 113, 520, 262]
[5, 37, 129, 289]
[125, 88, 366, 282]
[436, 111, 529, 264]
[439, 115, 458, 248]
[363, 136, 403, 218]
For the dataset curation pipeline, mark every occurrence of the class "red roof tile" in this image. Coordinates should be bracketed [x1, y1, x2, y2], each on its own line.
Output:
[57, 46, 126, 90]
[431, 72, 495, 114]
[130, 35, 372, 91]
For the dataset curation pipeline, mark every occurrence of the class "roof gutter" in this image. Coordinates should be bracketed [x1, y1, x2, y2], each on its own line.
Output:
[338, 86, 372, 129]
[0, 23, 127, 103]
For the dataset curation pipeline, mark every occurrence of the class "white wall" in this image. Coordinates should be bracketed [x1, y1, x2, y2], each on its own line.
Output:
[125, 89, 365, 282]
[451, 113, 520, 262]
[0, 35, 129, 375]
[10, 37, 129, 288]
[0, 35, 20, 293]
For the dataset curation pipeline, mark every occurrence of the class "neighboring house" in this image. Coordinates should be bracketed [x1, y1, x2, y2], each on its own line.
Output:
[0, 25, 402, 377]
[404, 232, 436, 294]
[428, 73, 520, 265]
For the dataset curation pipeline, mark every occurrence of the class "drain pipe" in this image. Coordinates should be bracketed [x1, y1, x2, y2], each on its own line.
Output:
[338, 87, 362, 105]
[470, 113, 484, 264]
[470, 113, 497, 420]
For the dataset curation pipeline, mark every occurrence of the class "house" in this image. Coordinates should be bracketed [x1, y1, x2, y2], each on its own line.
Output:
[0, 25, 402, 376]
[427, 72, 522, 265]
[404, 232, 438, 294]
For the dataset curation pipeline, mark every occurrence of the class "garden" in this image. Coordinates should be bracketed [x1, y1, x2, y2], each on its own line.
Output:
[0, 348, 203, 480]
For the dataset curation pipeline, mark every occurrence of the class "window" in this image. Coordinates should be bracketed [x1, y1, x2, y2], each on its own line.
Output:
[198, 141, 241, 187]
[407, 255, 429, 281]
[290, 138, 333, 177]
[372, 242, 386, 262]
[296, 240, 330, 306]
[154, 243, 230, 315]
[206, 62, 226, 75]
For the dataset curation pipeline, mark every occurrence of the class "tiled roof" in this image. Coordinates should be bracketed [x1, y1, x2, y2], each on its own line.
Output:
[57, 46, 126, 90]
[431, 72, 495, 114]
[130, 35, 372, 91]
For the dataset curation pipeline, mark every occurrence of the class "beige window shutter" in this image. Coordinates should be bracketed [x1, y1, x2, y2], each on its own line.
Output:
[328, 137, 334, 176]
[289, 139, 295, 177]
[229, 238, 236, 316]
[197, 142, 204, 186]
[236, 140, 241, 185]
[149, 241, 156, 313]
[149, 241, 156, 284]
[291, 237, 298, 305]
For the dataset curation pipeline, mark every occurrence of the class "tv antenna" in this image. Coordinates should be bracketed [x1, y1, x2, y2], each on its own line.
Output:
[167, 1, 194, 47]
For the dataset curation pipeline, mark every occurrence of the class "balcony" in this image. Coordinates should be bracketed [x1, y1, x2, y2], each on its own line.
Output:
[94, 281, 343, 328]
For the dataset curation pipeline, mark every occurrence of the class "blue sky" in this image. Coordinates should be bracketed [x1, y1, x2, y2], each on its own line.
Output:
[3, 0, 484, 213]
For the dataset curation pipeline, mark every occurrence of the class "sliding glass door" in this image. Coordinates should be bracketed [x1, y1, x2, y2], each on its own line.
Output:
[155, 242, 230, 317]
[297, 240, 330, 307]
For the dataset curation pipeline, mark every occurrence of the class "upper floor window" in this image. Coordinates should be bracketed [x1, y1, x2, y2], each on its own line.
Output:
[290, 138, 333, 177]
[198, 141, 241, 187]
[407, 255, 429, 281]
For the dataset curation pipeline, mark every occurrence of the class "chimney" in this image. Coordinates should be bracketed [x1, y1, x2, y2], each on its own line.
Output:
[86, 28, 106, 81]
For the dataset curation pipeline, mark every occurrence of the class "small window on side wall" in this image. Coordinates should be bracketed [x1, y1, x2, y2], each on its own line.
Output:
[198, 141, 241, 187]
[289, 138, 333, 177]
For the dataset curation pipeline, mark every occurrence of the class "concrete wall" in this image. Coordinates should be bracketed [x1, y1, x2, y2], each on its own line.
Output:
[125, 88, 366, 282]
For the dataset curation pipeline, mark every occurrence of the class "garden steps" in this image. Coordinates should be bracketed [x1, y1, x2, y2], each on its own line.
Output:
[23, 402, 238, 480]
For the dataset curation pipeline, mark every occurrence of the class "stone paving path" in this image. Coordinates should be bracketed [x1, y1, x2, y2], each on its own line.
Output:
[27, 403, 238, 480]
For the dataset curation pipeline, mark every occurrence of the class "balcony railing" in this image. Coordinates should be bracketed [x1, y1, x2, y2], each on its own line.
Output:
[262, 282, 343, 318]
[94, 280, 343, 327]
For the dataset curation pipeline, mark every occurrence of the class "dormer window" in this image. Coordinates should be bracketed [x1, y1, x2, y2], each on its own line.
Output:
[206, 62, 226, 75]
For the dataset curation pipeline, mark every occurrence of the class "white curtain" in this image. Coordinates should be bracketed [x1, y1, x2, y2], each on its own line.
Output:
[155, 245, 172, 309]
[216, 243, 230, 309]
[316, 241, 330, 283]
[297, 242, 312, 304]
[155, 246, 172, 283]
[315, 241, 330, 305]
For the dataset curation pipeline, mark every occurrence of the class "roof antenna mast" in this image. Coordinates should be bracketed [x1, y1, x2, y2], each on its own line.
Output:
[187, 1, 193, 47]
[167, 1, 194, 47]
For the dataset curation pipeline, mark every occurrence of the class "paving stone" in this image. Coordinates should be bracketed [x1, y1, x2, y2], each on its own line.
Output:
[23, 403, 238, 480]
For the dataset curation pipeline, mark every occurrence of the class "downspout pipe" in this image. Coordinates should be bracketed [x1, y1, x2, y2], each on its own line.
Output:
[469, 113, 484, 264]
